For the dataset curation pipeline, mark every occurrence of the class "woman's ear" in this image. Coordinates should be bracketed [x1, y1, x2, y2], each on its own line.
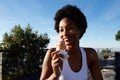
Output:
[78, 29, 83, 35]
[78, 30, 84, 39]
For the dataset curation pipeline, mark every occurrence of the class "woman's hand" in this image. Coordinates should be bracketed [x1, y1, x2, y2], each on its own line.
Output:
[51, 50, 64, 78]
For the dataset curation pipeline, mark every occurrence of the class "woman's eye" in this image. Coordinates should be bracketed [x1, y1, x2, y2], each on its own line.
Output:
[59, 29, 63, 32]
[69, 26, 74, 30]
[69, 27, 72, 30]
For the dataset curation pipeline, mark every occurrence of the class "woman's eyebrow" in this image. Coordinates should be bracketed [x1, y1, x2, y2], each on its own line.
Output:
[59, 23, 72, 27]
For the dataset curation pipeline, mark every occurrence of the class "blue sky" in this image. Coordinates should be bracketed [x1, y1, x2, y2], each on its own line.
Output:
[0, 0, 120, 51]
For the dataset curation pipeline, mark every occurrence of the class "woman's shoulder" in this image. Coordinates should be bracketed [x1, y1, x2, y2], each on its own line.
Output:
[83, 47, 97, 55]
[83, 47, 98, 64]
[43, 48, 56, 59]
[45, 48, 56, 56]
[47, 48, 56, 52]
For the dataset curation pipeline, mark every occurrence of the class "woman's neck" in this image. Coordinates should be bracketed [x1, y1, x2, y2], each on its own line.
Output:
[66, 44, 80, 55]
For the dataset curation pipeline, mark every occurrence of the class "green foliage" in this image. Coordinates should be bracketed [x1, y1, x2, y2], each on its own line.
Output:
[0, 24, 50, 80]
[115, 30, 120, 41]
[100, 48, 111, 54]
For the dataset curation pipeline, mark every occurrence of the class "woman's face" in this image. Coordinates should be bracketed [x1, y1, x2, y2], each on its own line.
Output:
[59, 18, 82, 46]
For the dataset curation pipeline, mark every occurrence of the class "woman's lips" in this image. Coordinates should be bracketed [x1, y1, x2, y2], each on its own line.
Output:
[64, 38, 70, 42]
[63, 38, 70, 41]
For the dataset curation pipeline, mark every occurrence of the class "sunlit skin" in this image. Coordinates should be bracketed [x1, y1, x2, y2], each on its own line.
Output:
[59, 18, 80, 43]
[58, 18, 83, 72]
[59, 17, 82, 51]
[40, 17, 103, 80]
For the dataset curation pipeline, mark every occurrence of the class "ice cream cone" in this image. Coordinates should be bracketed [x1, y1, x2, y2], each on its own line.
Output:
[56, 41, 65, 51]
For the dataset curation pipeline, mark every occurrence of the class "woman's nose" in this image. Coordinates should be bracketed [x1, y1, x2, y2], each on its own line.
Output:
[63, 29, 68, 36]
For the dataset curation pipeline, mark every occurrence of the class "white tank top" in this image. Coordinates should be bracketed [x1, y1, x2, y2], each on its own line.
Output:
[58, 47, 88, 80]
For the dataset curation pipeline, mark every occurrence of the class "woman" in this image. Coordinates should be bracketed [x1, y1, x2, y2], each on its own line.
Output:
[40, 4, 103, 80]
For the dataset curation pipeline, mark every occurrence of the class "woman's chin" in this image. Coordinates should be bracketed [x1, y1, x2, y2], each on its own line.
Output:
[65, 42, 72, 46]
[64, 41, 70, 45]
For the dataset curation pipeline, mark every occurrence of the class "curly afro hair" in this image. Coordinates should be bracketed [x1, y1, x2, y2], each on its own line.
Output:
[54, 4, 87, 39]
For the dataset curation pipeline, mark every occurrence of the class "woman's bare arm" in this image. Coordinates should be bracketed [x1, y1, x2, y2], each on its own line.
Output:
[87, 48, 103, 80]
[40, 48, 54, 80]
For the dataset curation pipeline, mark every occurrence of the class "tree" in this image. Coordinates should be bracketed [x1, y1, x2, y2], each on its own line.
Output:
[100, 48, 111, 54]
[0, 24, 50, 80]
[115, 30, 120, 41]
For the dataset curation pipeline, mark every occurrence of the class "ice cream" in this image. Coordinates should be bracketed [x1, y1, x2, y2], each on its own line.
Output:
[56, 41, 69, 61]
[56, 41, 65, 50]
[56, 41, 69, 73]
